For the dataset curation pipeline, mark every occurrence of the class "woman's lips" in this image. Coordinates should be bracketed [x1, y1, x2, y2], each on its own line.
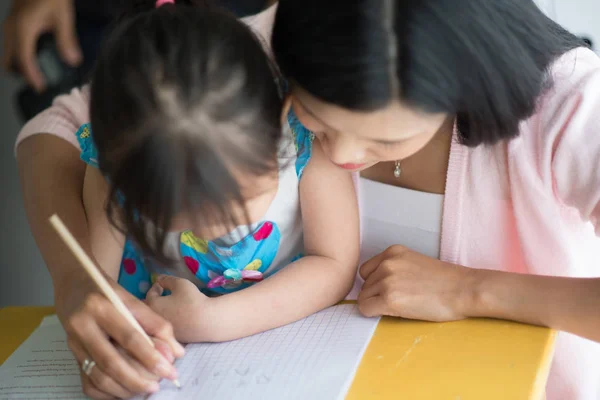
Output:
[336, 163, 366, 170]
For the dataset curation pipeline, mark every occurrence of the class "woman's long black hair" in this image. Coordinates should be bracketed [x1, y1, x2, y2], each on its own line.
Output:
[273, 0, 585, 146]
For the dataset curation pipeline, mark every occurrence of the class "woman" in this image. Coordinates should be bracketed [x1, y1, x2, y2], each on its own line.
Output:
[272, 1, 600, 399]
[15, 0, 600, 399]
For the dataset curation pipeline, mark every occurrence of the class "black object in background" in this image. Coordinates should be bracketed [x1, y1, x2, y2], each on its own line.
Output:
[14, 0, 271, 122]
[220, 0, 268, 17]
[15, 5, 110, 122]
[581, 36, 594, 50]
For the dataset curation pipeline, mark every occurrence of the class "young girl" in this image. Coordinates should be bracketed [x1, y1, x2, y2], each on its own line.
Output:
[80, 0, 359, 348]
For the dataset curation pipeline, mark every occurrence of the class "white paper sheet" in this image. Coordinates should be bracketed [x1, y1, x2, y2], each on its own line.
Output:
[0, 316, 86, 399]
[139, 304, 379, 400]
[1, 305, 378, 400]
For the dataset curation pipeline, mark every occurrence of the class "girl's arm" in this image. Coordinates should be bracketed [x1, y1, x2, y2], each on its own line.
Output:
[158, 140, 360, 343]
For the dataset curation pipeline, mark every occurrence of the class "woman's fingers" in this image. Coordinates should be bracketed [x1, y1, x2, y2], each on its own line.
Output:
[82, 326, 160, 394]
[115, 345, 160, 381]
[68, 338, 132, 399]
[152, 338, 175, 364]
[358, 278, 383, 304]
[95, 304, 178, 381]
[67, 303, 161, 395]
[357, 294, 386, 318]
[359, 251, 387, 281]
[58, 282, 181, 396]
[80, 372, 115, 400]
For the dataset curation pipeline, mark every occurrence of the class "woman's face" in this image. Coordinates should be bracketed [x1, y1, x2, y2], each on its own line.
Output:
[291, 87, 449, 172]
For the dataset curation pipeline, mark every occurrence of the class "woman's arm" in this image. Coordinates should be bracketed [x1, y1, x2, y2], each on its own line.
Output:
[468, 271, 600, 342]
[357, 246, 600, 343]
[82, 165, 126, 280]
[148, 140, 360, 343]
[17, 134, 90, 293]
[16, 93, 182, 398]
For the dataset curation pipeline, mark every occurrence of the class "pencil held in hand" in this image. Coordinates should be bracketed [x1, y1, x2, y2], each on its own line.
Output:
[49, 214, 181, 389]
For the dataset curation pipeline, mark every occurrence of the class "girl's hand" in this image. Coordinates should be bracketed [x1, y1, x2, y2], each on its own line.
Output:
[358, 246, 477, 322]
[55, 277, 184, 399]
[146, 275, 213, 342]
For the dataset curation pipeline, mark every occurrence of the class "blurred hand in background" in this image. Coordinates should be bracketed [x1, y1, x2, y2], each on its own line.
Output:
[2, 0, 82, 92]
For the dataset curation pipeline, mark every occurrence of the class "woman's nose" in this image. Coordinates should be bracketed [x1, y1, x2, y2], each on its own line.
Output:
[318, 132, 365, 165]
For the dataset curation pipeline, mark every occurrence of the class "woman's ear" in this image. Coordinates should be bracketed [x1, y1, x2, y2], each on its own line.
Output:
[280, 95, 293, 125]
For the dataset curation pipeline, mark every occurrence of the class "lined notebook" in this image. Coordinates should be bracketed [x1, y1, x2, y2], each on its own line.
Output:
[0, 305, 379, 400]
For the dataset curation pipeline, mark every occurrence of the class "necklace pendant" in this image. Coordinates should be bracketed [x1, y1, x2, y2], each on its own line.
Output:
[393, 161, 401, 178]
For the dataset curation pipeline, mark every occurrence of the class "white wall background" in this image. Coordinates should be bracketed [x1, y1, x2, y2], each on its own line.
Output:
[0, 0, 599, 306]
[540, 0, 600, 50]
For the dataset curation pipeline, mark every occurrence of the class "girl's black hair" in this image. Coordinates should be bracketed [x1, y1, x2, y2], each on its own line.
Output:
[272, 0, 585, 146]
[90, 0, 282, 263]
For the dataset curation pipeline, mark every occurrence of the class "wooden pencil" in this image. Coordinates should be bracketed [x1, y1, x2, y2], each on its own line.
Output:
[49, 214, 181, 389]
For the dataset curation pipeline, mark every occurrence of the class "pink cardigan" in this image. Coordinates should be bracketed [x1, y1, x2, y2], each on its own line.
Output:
[15, 6, 600, 399]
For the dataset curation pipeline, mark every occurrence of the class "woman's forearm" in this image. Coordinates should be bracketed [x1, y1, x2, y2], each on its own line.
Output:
[467, 268, 600, 342]
[17, 135, 97, 293]
[197, 256, 356, 342]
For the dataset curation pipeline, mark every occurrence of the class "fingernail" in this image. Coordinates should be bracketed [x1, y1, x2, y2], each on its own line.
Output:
[175, 342, 185, 357]
[147, 382, 160, 393]
[165, 350, 175, 363]
[155, 358, 177, 379]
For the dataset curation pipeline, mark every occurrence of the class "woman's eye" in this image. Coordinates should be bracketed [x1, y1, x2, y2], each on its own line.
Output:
[378, 141, 398, 149]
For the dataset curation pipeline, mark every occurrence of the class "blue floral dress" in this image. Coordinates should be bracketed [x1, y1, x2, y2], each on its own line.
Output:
[75, 110, 314, 298]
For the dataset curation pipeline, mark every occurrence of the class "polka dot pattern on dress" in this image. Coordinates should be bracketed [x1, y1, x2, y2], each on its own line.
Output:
[138, 281, 150, 294]
[123, 259, 136, 275]
[216, 248, 233, 257]
[244, 259, 262, 271]
[253, 222, 273, 241]
[181, 232, 208, 254]
[184, 256, 199, 275]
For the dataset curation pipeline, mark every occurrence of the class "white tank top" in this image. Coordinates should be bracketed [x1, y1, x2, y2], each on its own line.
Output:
[348, 177, 444, 299]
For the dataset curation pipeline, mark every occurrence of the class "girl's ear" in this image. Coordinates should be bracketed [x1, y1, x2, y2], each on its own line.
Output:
[280, 95, 293, 125]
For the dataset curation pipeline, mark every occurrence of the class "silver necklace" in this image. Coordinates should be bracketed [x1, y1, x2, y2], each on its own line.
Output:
[393, 160, 401, 178]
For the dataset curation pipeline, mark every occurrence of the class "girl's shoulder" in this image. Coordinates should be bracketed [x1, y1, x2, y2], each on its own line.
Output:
[282, 109, 315, 180]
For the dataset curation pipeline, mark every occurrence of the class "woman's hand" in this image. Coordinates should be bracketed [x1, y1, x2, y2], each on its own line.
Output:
[2, 0, 82, 91]
[55, 276, 185, 399]
[358, 246, 478, 322]
[79, 338, 173, 399]
[146, 275, 214, 343]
